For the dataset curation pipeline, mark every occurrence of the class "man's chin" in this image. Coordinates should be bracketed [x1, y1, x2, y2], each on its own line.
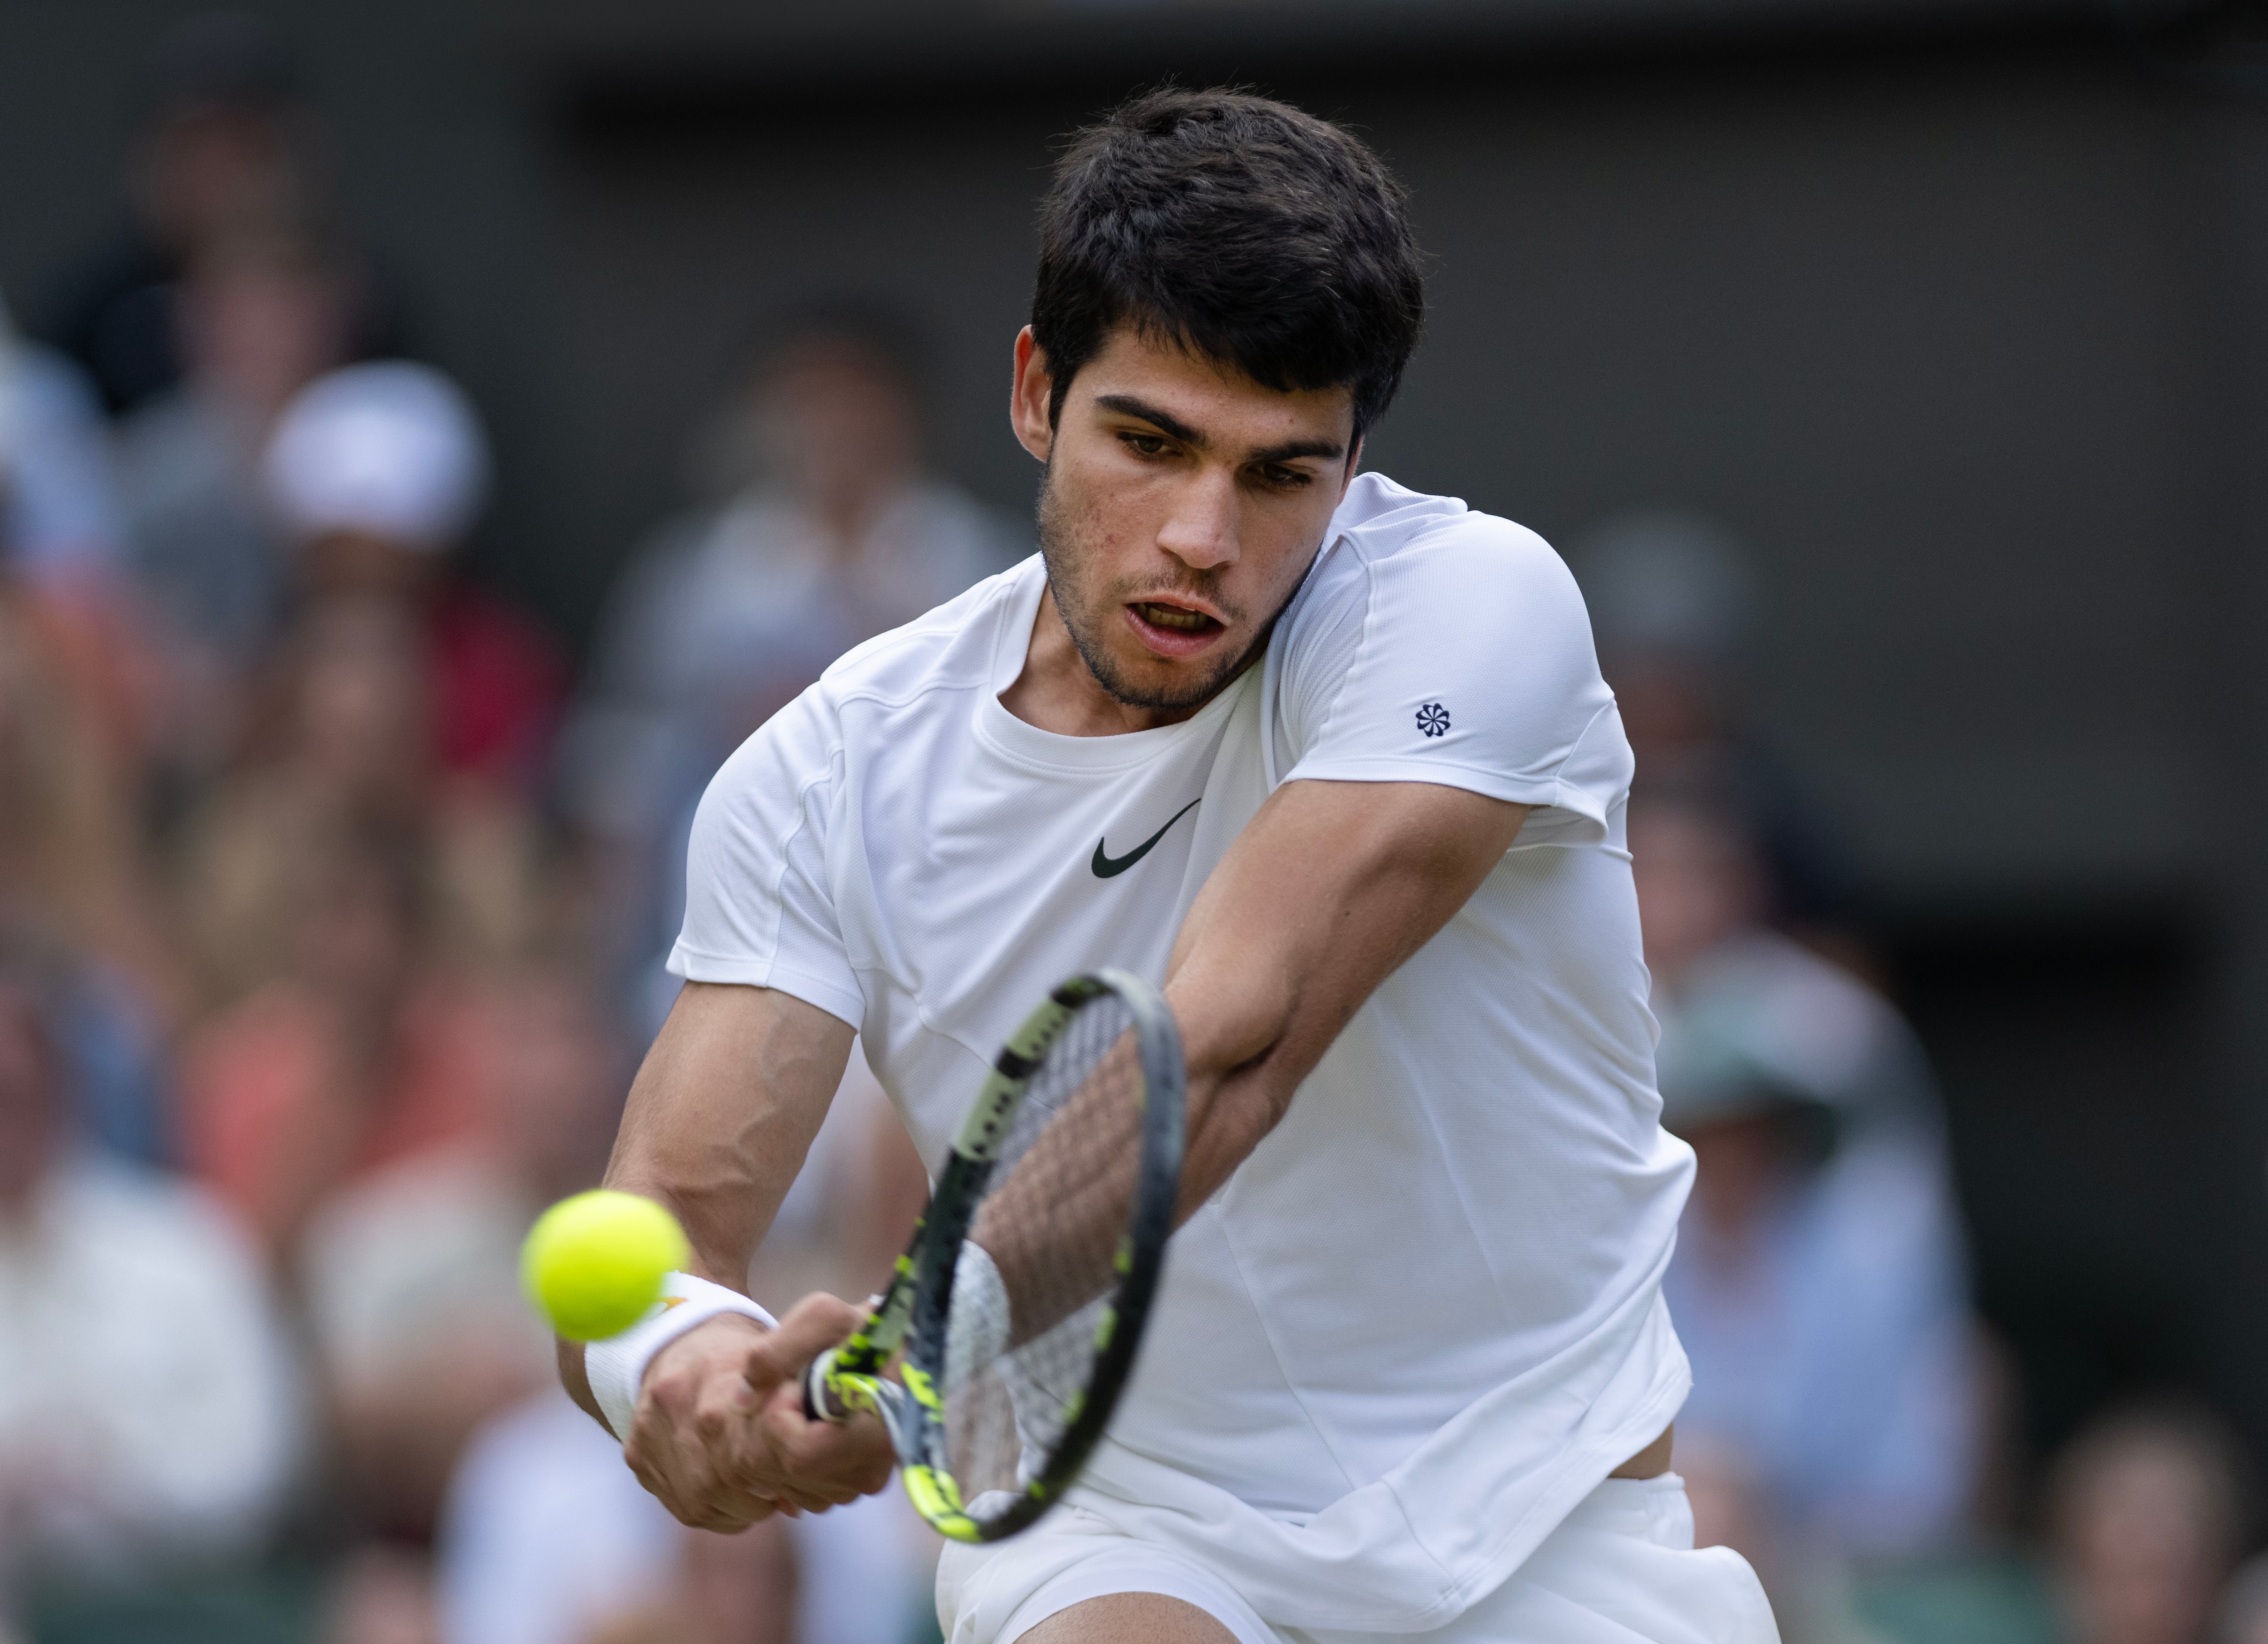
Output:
[1087, 644, 1248, 713]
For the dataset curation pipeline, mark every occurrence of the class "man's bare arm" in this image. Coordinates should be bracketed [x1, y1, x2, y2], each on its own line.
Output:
[1164, 779, 1530, 1210]
[968, 780, 1527, 1344]
[606, 981, 850, 1283]
[557, 981, 893, 1530]
[865, 774, 1551, 1595]
[558, 979, 852, 1420]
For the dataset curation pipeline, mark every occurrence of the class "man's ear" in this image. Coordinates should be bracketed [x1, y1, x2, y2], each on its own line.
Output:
[1011, 327, 1054, 463]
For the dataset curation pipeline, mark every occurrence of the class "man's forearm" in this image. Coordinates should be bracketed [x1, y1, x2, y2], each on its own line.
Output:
[559, 1337, 602, 1424]
[604, 982, 854, 1279]
[1161, 780, 1531, 1212]
[968, 782, 1528, 1344]
[559, 981, 855, 1427]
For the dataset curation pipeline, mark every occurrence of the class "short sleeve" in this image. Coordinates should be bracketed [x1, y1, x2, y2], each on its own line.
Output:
[1280, 515, 1630, 846]
[666, 689, 866, 1027]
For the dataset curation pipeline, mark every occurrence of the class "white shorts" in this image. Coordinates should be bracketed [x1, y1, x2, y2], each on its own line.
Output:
[935, 1473, 1778, 1644]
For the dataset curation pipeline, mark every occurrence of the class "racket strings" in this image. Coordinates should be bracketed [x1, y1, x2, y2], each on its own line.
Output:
[945, 996, 1145, 1507]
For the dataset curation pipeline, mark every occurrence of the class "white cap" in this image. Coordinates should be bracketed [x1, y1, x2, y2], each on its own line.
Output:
[263, 361, 491, 552]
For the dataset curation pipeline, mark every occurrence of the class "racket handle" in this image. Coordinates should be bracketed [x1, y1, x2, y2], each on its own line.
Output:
[802, 1349, 845, 1423]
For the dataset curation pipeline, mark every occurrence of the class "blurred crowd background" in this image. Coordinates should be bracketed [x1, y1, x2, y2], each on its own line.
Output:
[5, 2, 2268, 1643]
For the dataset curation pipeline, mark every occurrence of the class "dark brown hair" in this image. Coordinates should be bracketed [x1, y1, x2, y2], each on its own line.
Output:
[1032, 87, 1425, 442]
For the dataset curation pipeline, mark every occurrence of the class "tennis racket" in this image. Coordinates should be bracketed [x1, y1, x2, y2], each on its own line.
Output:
[801, 969, 1185, 1542]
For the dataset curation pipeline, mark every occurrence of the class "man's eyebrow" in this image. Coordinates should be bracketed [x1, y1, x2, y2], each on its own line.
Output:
[1251, 435, 1348, 467]
[1095, 394, 1207, 449]
[1095, 394, 1347, 467]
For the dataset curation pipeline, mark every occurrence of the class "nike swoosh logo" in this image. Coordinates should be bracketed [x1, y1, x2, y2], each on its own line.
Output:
[1091, 798, 1202, 879]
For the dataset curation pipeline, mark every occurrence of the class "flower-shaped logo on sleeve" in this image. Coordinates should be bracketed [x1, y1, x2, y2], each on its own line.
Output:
[1416, 702, 1451, 738]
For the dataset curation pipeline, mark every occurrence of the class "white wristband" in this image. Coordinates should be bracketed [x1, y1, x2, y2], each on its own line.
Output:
[585, 1273, 777, 1441]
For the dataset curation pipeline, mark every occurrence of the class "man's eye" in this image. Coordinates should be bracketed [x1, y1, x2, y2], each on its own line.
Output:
[1262, 465, 1311, 488]
[1121, 433, 1170, 457]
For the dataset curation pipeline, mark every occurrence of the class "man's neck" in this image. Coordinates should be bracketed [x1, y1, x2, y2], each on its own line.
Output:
[998, 588, 1231, 737]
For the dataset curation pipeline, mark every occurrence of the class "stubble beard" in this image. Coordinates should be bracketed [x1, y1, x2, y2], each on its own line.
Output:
[1035, 462, 1295, 714]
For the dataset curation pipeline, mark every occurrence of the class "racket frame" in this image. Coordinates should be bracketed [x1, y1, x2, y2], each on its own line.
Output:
[800, 969, 1184, 1542]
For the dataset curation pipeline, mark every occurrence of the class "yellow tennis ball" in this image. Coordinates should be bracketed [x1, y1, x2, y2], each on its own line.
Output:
[521, 1190, 690, 1342]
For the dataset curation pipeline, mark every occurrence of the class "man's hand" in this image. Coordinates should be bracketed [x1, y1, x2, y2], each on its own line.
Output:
[623, 1293, 895, 1532]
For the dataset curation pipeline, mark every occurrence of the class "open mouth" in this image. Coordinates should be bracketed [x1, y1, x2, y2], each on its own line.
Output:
[1123, 598, 1229, 659]
[1130, 600, 1221, 635]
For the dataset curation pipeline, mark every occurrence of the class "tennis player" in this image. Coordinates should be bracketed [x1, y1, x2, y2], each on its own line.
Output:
[563, 88, 1778, 1644]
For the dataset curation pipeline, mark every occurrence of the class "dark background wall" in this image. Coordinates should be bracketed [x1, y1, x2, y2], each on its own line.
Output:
[6, 0, 2267, 1479]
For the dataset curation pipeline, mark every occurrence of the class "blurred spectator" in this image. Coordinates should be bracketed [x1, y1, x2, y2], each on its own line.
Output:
[0, 564, 179, 1161]
[175, 596, 429, 1008]
[116, 230, 356, 774]
[436, 1391, 682, 1644]
[174, 820, 502, 1265]
[1634, 792, 1977, 1627]
[0, 298, 127, 595]
[297, 970, 619, 1542]
[2218, 1549, 2268, 1644]
[1637, 790, 1945, 1154]
[31, 13, 398, 420]
[264, 360, 565, 797]
[169, 494, 556, 1254]
[0, 579, 171, 1004]
[2048, 1405, 2247, 1644]
[0, 948, 301, 1590]
[324, 1543, 441, 1644]
[1, 303, 176, 1164]
[582, 1519, 799, 1644]
[0, 295, 160, 771]
[175, 590, 548, 1006]
[565, 305, 1019, 1032]
[436, 1391, 679, 1644]
[1570, 511, 1862, 955]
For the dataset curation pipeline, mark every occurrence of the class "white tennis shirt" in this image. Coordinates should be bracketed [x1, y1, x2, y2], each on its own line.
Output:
[671, 472, 1696, 1632]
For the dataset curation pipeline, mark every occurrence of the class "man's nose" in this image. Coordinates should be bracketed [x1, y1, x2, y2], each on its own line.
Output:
[1154, 468, 1240, 572]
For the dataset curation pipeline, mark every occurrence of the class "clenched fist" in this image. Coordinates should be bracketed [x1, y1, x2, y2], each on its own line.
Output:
[623, 1293, 895, 1531]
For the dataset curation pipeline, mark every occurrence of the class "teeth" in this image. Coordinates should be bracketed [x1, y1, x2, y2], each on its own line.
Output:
[1138, 603, 1211, 632]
